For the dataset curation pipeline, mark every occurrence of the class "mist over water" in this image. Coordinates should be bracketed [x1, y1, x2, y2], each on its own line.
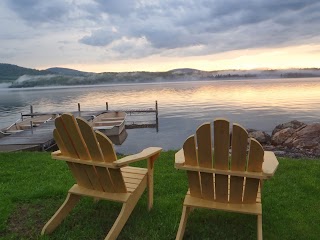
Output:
[1, 78, 320, 154]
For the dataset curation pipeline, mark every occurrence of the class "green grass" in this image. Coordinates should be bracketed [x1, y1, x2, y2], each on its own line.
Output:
[0, 151, 319, 240]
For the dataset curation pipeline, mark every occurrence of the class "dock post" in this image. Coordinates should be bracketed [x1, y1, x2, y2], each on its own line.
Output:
[30, 105, 33, 118]
[30, 121, 33, 134]
[21, 112, 23, 121]
[106, 102, 109, 111]
[78, 103, 81, 116]
[155, 100, 159, 132]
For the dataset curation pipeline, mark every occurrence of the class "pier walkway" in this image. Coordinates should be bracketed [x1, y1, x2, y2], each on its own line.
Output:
[0, 101, 159, 152]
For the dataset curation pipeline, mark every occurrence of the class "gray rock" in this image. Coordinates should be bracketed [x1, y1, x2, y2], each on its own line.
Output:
[285, 123, 320, 152]
[271, 127, 295, 145]
[247, 130, 271, 144]
[272, 120, 306, 136]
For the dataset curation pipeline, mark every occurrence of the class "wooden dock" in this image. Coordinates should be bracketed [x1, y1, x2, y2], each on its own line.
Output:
[0, 111, 103, 152]
[0, 102, 159, 152]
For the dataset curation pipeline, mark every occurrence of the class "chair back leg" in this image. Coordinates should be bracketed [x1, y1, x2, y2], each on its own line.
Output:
[257, 214, 263, 240]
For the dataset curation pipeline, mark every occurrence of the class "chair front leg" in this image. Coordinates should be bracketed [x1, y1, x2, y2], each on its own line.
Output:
[41, 193, 81, 235]
[176, 205, 192, 240]
[147, 153, 160, 210]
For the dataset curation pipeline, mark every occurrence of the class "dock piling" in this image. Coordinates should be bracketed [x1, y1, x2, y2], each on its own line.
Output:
[30, 121, 33, 134]
[30, 105, 33, 118]
[156, 101, 159, 132]
[78, 103, 81, 116]
[106, 102, 109, 111]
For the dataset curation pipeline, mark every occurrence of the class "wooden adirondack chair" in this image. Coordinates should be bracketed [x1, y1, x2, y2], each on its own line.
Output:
[175, 119, 279, 240]
[41, 113, 162, 239]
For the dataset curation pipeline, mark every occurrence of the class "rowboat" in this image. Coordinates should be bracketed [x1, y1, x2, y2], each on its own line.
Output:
[0, 114, 58, 137]
[108, 129, 128, 145]
[91, 111, 126, 136]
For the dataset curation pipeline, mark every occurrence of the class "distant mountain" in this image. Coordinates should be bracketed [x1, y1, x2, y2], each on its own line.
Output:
[46, 67, 92, 76]
[167, 68, 202, 74]
[1, 63, 320, 88]
[0, 63, 51, 82]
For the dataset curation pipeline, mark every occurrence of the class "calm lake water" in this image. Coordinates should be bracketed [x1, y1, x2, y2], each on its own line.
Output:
[1, 78, 320, 154]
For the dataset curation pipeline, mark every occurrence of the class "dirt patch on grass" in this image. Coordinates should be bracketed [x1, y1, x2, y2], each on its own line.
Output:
[6, 200, 61, 239]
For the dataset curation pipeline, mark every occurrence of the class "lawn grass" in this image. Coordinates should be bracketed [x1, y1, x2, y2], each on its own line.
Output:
[0, 151, 320, 239]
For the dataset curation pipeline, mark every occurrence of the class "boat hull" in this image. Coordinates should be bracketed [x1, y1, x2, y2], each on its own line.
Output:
[92, 111, 126, 136]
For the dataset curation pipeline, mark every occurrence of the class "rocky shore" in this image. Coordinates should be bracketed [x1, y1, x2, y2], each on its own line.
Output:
[247, 120, 320, 159]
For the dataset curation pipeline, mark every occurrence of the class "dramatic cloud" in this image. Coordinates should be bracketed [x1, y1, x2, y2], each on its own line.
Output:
[78, 0, 320, 57]
[1, 0, 320, 69]
[5, 0, 71, 23]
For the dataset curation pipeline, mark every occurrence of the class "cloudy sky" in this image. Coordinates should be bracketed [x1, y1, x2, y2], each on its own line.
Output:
[1, 0, 320, 72]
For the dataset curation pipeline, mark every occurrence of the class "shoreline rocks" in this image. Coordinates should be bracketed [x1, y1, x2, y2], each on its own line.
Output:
[247, 120, 320, 159]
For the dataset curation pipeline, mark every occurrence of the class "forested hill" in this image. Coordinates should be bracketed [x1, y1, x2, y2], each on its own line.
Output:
[0, 63, 51, 82]
[1, 63, 320, 88]
[46, 67, 91, 76]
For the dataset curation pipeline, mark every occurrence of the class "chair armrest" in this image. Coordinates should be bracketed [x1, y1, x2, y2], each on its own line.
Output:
[51, 150, 62, 157]
[51, 150, 116, 168]
[114, 147, 162, 167]
[175, 149, 185, 168]
[262, 151, 279, 178]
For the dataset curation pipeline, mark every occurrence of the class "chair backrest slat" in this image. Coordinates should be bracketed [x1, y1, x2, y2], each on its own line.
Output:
[213, 119, 230, 202]
[96, 131, 126, 193]
[231, 124, 248, 171]
[183, 135, 202, 198]
[60, 114, 91, 160]
[247, 139, 264, 172]
[53, 129, 68, 156]
[196, 123, 214, 200]
[213, 119, 230, 170]
[96, 131, 117, 163]
[229, 124, 248, 203]
[243, 139, 264, 203]
[197, 123, 213, 168]
[55, 116, 78, 159]
[68, 162, 94, 189]
[183, 135, 197, 166]
[95, 167, 115, 192]
[76, 117, 104, 162]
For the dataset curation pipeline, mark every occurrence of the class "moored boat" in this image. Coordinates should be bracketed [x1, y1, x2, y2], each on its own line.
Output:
[1, 114, 58, 137]
[91, 111, 126, 136]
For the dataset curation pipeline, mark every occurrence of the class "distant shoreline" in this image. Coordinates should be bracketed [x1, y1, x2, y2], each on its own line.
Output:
[1, 63, 320, 88]
[1, 77, 320, 91]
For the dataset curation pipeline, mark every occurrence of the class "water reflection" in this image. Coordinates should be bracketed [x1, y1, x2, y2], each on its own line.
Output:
[1, 78, 320, 153]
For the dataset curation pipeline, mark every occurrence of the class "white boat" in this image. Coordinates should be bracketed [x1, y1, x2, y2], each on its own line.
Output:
[1, 114, 58, 137]
[108, 129, 128, 145]
[91, 111, 126, 136]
